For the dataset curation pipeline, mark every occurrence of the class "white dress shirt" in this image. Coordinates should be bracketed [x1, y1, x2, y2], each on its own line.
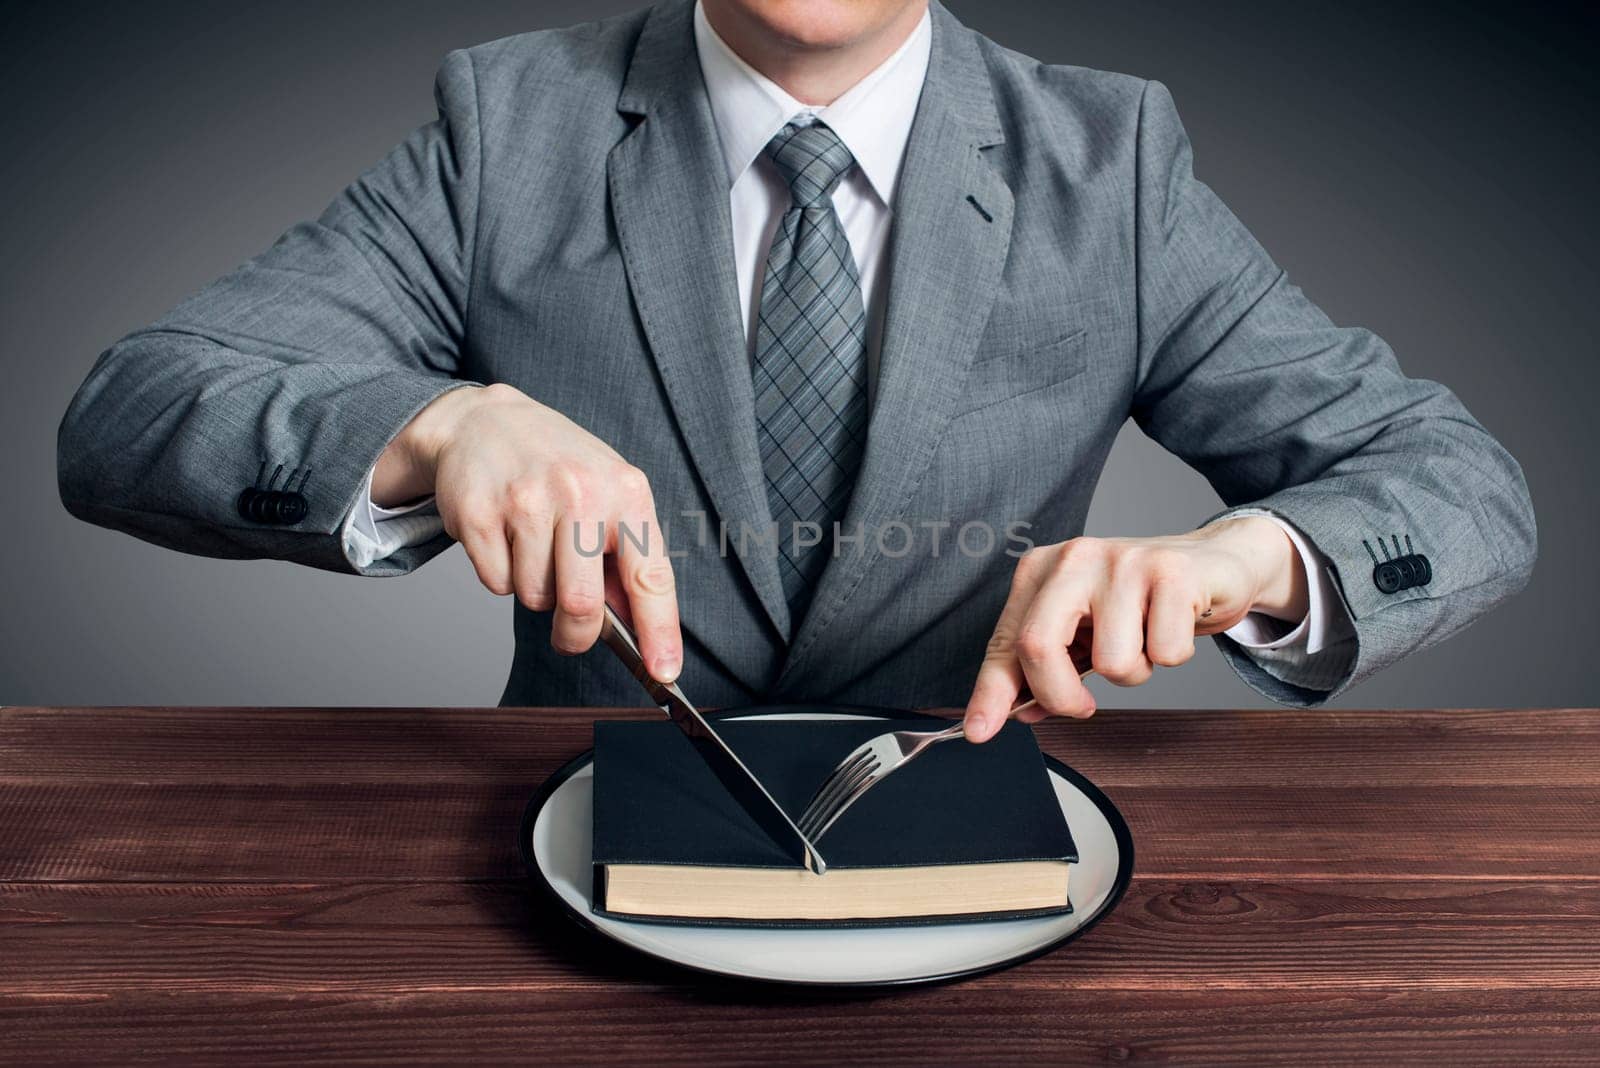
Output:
[698, 0, 930, 394]
[341, 0, 1357, 690]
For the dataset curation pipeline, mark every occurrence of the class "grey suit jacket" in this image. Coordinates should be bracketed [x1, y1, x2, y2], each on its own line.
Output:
[58, 0, 1536, 709]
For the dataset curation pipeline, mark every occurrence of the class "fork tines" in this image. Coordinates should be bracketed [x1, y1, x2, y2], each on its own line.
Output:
[796, 748, 881, 841]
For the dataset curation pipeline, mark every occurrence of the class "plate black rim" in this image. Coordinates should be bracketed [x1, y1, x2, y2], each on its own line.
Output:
[518, 705, 1135, 991]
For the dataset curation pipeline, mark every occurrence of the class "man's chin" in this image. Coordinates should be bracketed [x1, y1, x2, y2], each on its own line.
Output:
[721, 0, 922, 53]
[751, 14, 869, 51]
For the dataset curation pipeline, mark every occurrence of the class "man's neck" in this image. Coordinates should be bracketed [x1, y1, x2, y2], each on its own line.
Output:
[700, 2, 929, 107]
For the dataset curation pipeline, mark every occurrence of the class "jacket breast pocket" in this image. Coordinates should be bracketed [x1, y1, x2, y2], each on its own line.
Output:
[951, 327, 1089, 419]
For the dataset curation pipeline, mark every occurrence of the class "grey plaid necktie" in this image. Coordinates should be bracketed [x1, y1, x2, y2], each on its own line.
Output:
[753, 121, 869, 621]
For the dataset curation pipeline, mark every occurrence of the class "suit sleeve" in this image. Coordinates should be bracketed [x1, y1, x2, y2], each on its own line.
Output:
[57, 50, 483, 576]
[1128, 80, 1536, 705]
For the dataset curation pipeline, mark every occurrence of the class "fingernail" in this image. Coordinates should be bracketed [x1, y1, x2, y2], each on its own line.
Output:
[653, 655, 681, 683]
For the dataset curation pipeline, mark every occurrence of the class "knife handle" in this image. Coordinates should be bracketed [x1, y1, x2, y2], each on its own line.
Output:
[599, 604, 693, 711]
[598, 605, 647, 681]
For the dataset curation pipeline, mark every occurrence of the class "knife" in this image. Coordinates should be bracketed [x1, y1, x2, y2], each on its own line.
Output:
[597, 604, 827, 875]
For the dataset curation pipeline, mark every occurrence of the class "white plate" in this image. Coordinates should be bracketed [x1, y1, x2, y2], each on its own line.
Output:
[522, 708, 1133, 988]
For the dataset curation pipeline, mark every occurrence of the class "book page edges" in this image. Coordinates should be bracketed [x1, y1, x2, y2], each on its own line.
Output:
[601, 860, 1070, 921]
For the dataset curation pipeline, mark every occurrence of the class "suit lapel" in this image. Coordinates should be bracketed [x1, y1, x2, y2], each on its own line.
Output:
[610, 1, 791, 641]
[776, 4, 1014, 689]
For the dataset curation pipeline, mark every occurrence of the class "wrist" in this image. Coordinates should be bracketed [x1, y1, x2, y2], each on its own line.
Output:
[1208, 516, 1309, 622]
[372, 384, 483, 507]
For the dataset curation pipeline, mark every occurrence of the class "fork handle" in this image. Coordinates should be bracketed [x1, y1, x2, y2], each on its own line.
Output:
[1009, 666, 1096, 718]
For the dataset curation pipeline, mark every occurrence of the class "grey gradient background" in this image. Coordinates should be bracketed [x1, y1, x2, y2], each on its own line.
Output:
[3, 1, 1594, 708]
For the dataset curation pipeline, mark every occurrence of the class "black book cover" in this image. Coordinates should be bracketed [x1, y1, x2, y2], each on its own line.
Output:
[592, 716, 1076, 926]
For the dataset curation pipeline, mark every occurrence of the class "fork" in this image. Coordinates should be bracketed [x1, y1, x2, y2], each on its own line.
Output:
[795, 668, 1094, 843]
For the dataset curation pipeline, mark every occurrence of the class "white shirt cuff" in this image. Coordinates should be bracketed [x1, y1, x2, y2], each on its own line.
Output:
[339, 467, 446, 569]
[1219, 510, 1343, 655]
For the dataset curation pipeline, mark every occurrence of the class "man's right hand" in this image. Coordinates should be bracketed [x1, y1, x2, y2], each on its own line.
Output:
[373, 383, 683, 682]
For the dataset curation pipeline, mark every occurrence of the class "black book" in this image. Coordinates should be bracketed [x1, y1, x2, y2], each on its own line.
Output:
[591, 716, 1076, 927]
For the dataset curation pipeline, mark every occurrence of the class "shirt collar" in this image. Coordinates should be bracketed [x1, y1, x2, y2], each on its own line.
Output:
[693, 0, 932, 206]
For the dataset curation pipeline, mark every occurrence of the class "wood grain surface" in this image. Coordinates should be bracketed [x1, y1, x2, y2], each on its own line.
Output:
[3, 705, 1598, 1064]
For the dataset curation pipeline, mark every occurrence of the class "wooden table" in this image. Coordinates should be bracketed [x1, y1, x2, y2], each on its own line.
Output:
[2, 706, 1598, 1064]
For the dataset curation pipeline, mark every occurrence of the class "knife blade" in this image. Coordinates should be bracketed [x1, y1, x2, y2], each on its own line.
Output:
[597, 604, 827, 875]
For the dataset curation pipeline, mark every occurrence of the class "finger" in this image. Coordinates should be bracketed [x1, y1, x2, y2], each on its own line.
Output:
[612, 489, 682, 683]
[1016, 579, 1097, 720]
[508, 514, 557, 612]
[1013, 635, 1097, 724]
[963, 555, 1047, 742]
[1146, 576, 1199, 668]
[1014, 703, 1052, 725]
[550, 512, 607, 654]
[965, 649, 1026, 743]
[1091, 567, 1154, 686]
[448, 503, 513, 597]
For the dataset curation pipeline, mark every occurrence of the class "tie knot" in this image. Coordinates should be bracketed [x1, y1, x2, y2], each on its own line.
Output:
[764, 121, 855, 208]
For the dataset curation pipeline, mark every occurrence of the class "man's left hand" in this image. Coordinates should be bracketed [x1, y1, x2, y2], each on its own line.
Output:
[964, 516, 1309, 741]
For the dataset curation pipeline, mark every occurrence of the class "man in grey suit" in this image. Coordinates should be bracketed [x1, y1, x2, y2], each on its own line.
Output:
[58, 0, 1535, 739]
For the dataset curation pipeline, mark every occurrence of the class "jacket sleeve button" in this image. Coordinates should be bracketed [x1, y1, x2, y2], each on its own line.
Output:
[1373, 561, 1404, 594]
[248, 490, 275, 524]
[276, 492, 309, 525]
